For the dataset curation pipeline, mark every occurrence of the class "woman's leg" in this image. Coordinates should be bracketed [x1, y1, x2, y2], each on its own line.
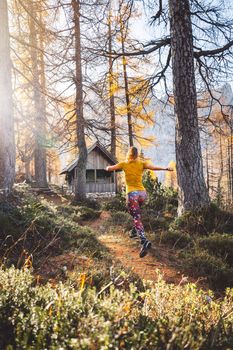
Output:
[127, 191, 146, 242]
[127, 191, 151, 258]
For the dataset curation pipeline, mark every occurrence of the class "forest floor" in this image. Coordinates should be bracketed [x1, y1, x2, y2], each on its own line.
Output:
[38, 193, 206, 288]
[89, 211, 204, 287]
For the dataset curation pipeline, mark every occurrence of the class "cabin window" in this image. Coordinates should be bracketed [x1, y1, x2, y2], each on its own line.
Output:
[96, 170, 107, 183]
[86, 170, 95, 182]
[86, 169, 114, 183]
[96, 170, 114, 183]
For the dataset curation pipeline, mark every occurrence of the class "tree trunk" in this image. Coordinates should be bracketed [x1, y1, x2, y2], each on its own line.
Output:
[227, 136, 233, 203]
[169, 0, 210, 214]
[205, 143, 210, 193]
[217, 132, 223, 200]
[230, 126, 233, 201]
[120, 19, 133, 146]
[108, 12, 116, 158]
[29, 1, 48, 188]
[72, 0, 88, 201]
[0, 0, 15, 195]
[25, 161, 32, 183]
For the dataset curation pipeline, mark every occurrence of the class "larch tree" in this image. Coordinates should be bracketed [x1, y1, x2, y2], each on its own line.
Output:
[169, 0, 209, 214]
[0, 0, 15, 195]
[72, 0, 88, 201]
[28, 0, 48, 188]
[106, 0, 154, 150]
[108, 7, 117, 158]
[120, 13, 134, 147]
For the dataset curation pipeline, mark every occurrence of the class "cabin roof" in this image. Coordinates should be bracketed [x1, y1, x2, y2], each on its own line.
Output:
[60, 141, 117, 175]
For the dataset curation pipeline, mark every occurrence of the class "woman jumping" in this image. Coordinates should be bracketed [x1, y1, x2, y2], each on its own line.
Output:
[106, 146, 173, 258]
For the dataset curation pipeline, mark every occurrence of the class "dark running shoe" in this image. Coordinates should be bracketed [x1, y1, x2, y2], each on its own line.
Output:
[129, 227, 138, 238]
[139, 240, 151, 258]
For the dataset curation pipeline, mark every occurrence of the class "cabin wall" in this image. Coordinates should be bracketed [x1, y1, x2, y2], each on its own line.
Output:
[66, 149, 117, 194]
[86, 149, 111, 170]
[86, 182, 116, 193]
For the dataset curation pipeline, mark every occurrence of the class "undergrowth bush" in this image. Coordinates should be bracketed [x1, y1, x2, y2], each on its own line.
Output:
[0, 267, 233, 350]
[103, 193, 127, 212]
[143, 173, 178, 214]
[0, 193, 106, 268]
[106, 211, 132, 231]
[72, 206, 102, 221]
[157, 229, 233, 289]
[198, 234, 233, 265]
[142, 208, 173, 231]
[57, 204, 101, 221]
[170, 203, 233, 235]
[159, 229, 193, 249]
[180, 248, 233, 289]
[72, 198, 101, 210]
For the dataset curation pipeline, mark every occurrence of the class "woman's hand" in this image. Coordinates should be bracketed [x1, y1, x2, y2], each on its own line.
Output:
[166, 167, 173, 171]
[106, 164, 122, 171]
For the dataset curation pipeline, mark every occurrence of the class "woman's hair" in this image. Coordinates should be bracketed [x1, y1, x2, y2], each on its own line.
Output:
[126, 146, 138, 162]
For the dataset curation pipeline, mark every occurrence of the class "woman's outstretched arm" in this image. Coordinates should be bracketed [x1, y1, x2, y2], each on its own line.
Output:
[144, 164, 173, 171]
[106, 164, 122, 172]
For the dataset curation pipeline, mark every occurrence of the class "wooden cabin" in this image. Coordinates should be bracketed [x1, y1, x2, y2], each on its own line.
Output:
[60, 142, 117, 195]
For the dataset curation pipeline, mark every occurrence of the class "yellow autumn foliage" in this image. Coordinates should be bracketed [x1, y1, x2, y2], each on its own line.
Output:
[164, 160, 177, 188]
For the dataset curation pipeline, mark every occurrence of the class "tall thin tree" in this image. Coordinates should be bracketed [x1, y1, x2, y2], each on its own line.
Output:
[28, 1, 48, 188]
[72, 0, 88, 201]
[119, 4, 134, 146]
[108, 8, 117, 158]
[0, 0, 15, 195]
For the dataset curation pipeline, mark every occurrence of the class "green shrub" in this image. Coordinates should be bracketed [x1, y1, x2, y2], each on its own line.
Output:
[57, 204, 101, 222]
[103, 195, 127, 212]
[67, 227, 109, 259]
[106, 211, 132, 231]
[143, 173, 178, 213]
[198, 234, 233, 266]
[56, 204, 77, 216]
[0, 267, 233, 349]
[72, 198, 101, 210]
[0, 195, 105, 268]
[181, 248, 233, 289]
[160, 230, 193, 249]
[142, 208, 173, 231]
[170, 203, 233, 235]
[73, 206, 102, 221]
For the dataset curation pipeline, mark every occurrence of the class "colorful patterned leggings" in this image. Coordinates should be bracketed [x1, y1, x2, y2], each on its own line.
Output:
[127, 190, 147, 241]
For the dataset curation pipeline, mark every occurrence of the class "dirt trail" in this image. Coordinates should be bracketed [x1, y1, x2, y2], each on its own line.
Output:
[95, 212, 193, 285]
[41, 194, 198, 286]
[98, 232, 183, 284]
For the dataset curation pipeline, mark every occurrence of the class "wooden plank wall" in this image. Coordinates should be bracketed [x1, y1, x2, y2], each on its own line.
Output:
[86, 149, 110, 170]
[67, 149, 117, 194]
